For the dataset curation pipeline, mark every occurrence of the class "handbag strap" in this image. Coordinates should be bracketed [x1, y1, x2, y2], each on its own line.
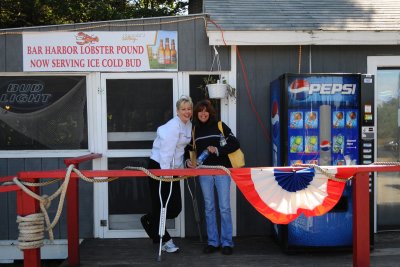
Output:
[192, 126, 196, 150]
[217, 121, 224, 137]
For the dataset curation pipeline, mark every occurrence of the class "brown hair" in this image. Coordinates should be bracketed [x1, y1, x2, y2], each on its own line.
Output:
[193, 99, 217, 125]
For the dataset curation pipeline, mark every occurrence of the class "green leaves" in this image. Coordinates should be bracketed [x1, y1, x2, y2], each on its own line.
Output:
[0, 0, 189, 28]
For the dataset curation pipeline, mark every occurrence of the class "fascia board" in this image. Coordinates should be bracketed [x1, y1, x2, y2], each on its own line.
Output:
[207, 30, 400, 46]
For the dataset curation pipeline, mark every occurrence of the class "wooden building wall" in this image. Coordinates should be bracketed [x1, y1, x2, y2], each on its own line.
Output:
[0, 159, 92, 239]
[0, 15, 230, 241]
[2, 18, 400, 238]
[233, 45, 400, 236]
[0, 15, 230, 72]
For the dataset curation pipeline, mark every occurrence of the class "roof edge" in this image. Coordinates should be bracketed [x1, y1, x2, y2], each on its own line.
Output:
[207, 30, 400, 46]
[0, 14, 208, 32]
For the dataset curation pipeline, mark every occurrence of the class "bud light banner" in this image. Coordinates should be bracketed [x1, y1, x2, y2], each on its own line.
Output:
[287, 75, 359, 107]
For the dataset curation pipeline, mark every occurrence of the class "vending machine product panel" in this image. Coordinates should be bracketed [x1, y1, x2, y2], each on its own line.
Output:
[270, 73, 375, 251]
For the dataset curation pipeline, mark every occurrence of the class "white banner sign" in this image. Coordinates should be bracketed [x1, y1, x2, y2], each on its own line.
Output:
[23, 31, 178, 72]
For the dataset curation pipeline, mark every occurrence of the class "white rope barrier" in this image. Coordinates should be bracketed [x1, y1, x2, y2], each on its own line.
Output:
[16, 213, 45, 250]
[9, 161, 400, 250]
[13, 164, 73, 249]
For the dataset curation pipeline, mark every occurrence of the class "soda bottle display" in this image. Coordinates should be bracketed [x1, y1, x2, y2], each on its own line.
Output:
[335, 149, 345, 165]
[197, 149, 210, 165]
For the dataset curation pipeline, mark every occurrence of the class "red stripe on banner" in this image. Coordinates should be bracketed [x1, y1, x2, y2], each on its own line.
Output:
[302, 178, 344, 217]
[230, 167, 357, 224]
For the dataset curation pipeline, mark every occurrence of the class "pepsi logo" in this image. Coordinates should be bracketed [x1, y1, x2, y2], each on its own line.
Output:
[289, 79, 309, 100]
[320, 140, 331, 151]
[271, 101, 279, 117]
[271, 101, 280, 138]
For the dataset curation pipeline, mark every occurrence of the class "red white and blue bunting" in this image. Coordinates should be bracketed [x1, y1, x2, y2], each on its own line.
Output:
[230, 167, 356, 224]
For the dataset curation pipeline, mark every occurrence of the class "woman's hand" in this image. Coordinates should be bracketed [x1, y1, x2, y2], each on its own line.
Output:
[185, 159, 196, 168]
[207, 146, 218, 154]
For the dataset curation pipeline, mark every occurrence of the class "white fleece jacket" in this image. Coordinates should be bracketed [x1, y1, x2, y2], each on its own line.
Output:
[150, 116, 192, 169]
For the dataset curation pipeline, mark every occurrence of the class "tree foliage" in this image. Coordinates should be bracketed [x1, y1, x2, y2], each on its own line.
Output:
[0, 0, 189, 29]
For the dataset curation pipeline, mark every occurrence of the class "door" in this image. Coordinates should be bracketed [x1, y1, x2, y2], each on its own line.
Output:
[375, 68, 400, 231]
[368, 56, 400, 231]
[95, 72, 184, 238]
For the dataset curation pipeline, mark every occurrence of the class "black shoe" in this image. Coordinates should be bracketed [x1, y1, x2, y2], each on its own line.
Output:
[221, 246, 233, 255]
[140, 214, 155, 240]
[203, 245, 219, 254]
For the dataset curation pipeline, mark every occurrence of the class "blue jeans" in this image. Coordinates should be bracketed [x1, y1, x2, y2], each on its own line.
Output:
[199, 175, 234, 247]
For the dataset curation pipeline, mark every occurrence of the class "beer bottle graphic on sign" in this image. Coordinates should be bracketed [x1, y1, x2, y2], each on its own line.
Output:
[157, 39, 165, 64]
[171, 39, 177, 64]
[147, 46, 153, 60]
[164, 38, 171, 65]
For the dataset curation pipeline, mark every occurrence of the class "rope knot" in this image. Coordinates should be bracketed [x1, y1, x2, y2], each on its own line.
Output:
[292, 163, 351, 182]
[40, 194, 51, 209]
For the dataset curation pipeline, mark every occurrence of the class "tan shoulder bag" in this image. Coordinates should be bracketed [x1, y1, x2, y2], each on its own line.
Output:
[218, 121, 245, 168]
[189, 127, 197, 166]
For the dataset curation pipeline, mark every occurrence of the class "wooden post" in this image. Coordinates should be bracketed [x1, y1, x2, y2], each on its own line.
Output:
[66, 165, 80, 266]
[353, 172, 370, 267]
[63, 153, 101, 266]
[16, 178, 41, 267]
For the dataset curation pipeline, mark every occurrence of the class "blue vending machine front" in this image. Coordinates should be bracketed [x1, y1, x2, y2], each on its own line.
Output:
[270, 73, 375, 251]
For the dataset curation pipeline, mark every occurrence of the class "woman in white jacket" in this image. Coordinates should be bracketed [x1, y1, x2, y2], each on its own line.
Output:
[141, 95, 193, 253]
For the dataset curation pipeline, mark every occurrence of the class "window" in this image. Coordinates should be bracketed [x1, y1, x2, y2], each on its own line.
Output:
[0, 76, 87, 150]
[189, 74, 221, 118]
[106, 78, 173, 149]
[376, 68, 400, 231]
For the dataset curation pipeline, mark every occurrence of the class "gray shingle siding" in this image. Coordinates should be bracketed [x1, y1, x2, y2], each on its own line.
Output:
[0, 15, 230, 72]
[189, 0, 204, 14]
[204, 0, 400, 31]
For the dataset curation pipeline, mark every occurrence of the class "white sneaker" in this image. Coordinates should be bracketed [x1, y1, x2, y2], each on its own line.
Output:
[161, 239, 179, 253]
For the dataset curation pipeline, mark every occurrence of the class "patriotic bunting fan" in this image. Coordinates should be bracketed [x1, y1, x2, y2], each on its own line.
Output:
[230, 167, 355, 224]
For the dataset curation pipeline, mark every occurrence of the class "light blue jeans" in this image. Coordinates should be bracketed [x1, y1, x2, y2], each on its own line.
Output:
[199, 175, 234, 247]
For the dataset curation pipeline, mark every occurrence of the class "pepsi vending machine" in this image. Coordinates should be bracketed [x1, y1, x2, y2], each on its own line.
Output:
[270, 73, 375, 251]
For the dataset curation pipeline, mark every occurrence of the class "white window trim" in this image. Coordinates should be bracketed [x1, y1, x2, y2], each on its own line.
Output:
[181, 46, 238, 236]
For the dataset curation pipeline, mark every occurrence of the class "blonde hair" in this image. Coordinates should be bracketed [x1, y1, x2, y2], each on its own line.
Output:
[176, 95, 193, 110]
